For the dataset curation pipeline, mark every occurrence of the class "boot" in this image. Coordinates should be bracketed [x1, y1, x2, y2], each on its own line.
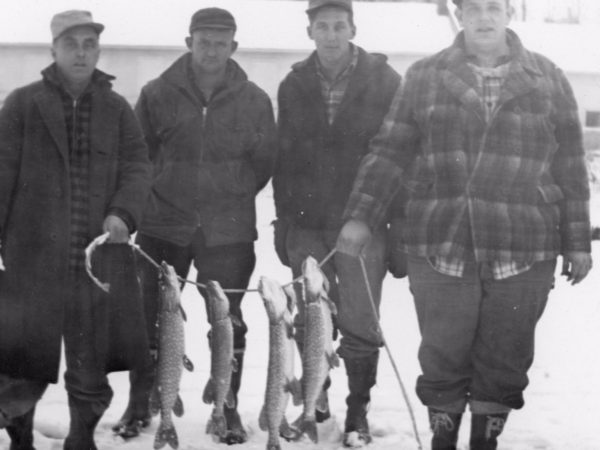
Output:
[342, 352, 379, 448]
[112, 355, 155, 438]
[469, 412, 508, 450]
[220, 351, 247, 445]
[63, 397, 103, 450]
[6, 407, 36, 450]
[428, 408, 462, 450]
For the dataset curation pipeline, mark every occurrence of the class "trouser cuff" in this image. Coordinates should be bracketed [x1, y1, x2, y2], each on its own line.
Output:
[469, 400, 512, 415]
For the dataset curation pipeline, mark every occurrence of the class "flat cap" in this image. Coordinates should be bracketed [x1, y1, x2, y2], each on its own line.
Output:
[307, 0, 353, 14]
[189, 7, 237, 33]
[51, 10, 104, 41]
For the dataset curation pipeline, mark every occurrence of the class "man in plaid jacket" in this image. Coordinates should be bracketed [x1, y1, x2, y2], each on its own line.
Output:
[337, 0, 592, 448]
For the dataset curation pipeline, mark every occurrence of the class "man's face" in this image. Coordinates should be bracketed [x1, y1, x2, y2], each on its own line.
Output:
[186, 28, 237, 75]
[52, 26, 100, 86]
[307, 7, 356, 66]
[456, 0, 511, 54]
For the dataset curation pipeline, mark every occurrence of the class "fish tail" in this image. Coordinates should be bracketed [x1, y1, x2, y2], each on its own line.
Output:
[205, 410, 227, 438]
[291, 413, 318, 443]
[153, 420, 178, 449]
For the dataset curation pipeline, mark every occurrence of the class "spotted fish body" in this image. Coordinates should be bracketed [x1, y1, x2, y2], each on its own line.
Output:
[203, 280, 236, 439]
[258, 277, 300, 450]
[293, 256, 339, 443]
[152, 262, 189, 450]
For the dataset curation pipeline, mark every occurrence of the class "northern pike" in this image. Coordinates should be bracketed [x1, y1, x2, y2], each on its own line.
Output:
[151, 262, 193, 450]
[203, 280, 237, 440]
[258, 277, 301, 450]
[292, 256, 339, 443]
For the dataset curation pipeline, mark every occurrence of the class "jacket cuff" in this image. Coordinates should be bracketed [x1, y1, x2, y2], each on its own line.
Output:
[343, 191, 385, 230]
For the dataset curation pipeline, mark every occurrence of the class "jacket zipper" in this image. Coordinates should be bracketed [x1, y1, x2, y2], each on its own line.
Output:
[71, 98, 78, 152]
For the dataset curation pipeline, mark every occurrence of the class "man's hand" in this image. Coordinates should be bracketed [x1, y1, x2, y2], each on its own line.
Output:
[561, 251, 592, 285]
[0, 254, 4, 271]
[336, 219, 372, 258]
[103, 215, 130, 243]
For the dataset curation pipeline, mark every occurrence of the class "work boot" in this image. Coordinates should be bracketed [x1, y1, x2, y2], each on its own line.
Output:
[342, 352, 378, 448]
[469, 412, 509, 450]
[428, 408, 462, 450]
[220, 351, 248, 445]
[63, 397, 104, 450]
[6, 407, 36, 450]
[112, 355, 155, 438]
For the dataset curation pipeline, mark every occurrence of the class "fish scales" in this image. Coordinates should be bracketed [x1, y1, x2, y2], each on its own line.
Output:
[293, 256, 338, 443]
[258, 277, 299, 450]
[153, 262, 186, 450]
[203, 281, 236, 439]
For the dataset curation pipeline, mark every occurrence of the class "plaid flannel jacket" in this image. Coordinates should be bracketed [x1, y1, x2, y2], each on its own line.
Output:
[345, 29, 591, 263]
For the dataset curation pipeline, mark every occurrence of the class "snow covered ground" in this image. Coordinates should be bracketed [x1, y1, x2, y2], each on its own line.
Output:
[2, 188, 600, 450]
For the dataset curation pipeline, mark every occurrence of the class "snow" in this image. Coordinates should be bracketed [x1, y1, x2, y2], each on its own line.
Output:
[2, 187, 600, 449]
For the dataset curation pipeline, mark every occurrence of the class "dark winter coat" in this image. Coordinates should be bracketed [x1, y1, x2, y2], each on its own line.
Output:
[0, 65, 151, 382]
[345, 30, 591, 262]
[136, 54, 276, 247]
[273, 46, 401, 230]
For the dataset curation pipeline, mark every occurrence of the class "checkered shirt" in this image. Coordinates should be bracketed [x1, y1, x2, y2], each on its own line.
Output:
[316, 44, 359, 124]
[60, 89, 92, 273]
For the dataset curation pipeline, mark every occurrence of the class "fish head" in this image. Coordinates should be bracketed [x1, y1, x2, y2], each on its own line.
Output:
[158, 261, 181, 311]
[258, 277, 288, 323]
[205, 280, 230, 322]
[301, 256, 328, 304]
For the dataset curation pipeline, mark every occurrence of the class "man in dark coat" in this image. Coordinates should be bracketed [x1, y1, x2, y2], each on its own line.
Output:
[337, 0, 592, 448]
[0, 10, 151, 450]
[112, 7, 276, 445]
[272, 0, 401, 446]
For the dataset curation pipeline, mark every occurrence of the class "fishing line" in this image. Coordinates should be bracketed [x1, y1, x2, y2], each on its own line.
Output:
[358, 254, 423, 450]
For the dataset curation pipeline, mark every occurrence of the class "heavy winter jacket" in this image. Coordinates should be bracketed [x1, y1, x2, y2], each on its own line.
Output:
[273, 46, 401, 230]
[0, 65, 151, 382]
[345, 30, 591, 262]
[136, 54, 276, 246]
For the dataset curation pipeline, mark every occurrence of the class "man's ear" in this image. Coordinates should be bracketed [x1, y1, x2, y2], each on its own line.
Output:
[50, 47, 56, 60]
[307, 25, 314, 41]
[350, 25, 357, 40]
[231, 40, 238, 54]
[185, 36, 192, 50]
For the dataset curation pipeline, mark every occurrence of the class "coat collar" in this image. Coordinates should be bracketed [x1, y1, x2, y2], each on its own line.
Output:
[439, 28, 543, 119]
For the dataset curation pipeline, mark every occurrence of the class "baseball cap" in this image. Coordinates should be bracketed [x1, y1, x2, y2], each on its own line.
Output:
[306, 0, 353, 14]
[50, 10, 104, 41]
[189, 7, 237, 33]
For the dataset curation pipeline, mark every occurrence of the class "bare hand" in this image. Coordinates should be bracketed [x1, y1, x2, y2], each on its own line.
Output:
[102, 215, 130, 243]
[561, 251, 592, 285]
[0, 254, 4, 271]
[336, 219, 372, 258]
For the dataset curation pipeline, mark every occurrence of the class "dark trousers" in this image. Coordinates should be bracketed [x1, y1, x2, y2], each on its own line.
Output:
[136, 230, 255, 354]
[408, 255, 556, 412]
[63, 275, 113, 417]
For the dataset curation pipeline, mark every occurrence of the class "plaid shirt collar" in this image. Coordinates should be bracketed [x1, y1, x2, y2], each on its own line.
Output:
[314, 43, 359, 124]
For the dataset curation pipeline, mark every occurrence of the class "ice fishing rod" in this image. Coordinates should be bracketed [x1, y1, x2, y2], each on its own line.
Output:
[358, 254, 423, 450]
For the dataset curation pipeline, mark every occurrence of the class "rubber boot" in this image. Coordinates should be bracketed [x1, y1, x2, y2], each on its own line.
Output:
[63, 397, 103, 450]
[6, 407, 36, 450]
[220, 351, 248, 445]
[428, 408, 463, 450]
[112, 354, 155, 438]
[342, 352, 378, 448]
[469, 412, 508, 450]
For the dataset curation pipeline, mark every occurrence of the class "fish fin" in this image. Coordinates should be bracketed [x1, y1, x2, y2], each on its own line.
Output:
[173, 395, 184, 417]
[225, 388, 235, 409]
[316, 390, 328, 413]
[229, 313, 243, 328]
[206, 410, 227, 438]
[178, 304, 188, 321]
[283, 285, 296, 313]
[258, 405, 268, 431]
[291, 413, 318, 443]
[153, 420, 178, 450]
[279, 415, 300, 442]
[326, 351, 340, 369]
[231, 357, 239, 373]
[286, 377, 302, 405]
[323, 295, 338, 315]
[202, 379, 215, 404]
[149, 384, 160, 416]
[183, 355, 194, 371]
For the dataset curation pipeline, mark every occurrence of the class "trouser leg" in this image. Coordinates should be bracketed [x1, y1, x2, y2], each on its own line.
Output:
[194, 234, 255, 445]
[63, 277, 113, 450]
[112, 233, 193, 437]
